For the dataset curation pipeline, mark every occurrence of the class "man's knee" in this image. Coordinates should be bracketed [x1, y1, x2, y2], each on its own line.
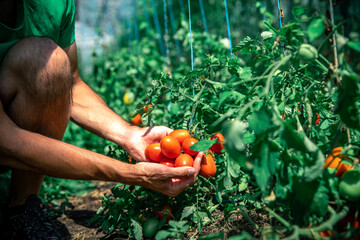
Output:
[0, 36, 73, 105]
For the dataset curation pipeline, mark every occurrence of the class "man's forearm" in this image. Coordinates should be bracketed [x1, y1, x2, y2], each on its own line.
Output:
[0, 118, 142, 183]
[70, 79, 132, 146]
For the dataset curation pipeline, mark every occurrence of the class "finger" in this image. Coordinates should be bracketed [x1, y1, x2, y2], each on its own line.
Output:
[170, 175, 196, 193]
[192, 152, 204, 177]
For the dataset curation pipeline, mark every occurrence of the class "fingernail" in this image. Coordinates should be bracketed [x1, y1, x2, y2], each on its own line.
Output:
[187, 168, 195, 175]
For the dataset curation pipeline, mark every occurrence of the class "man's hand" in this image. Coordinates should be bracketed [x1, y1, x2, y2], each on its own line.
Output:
[135, 151, 203, 196]
[121, 126, 174, 162]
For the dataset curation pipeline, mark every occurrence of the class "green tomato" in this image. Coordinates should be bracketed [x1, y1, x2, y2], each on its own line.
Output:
[298, 44, 318, 62]
[123, 92, 135, 105]
[143, 218, 159, 238]
[339, 169, 360, 202]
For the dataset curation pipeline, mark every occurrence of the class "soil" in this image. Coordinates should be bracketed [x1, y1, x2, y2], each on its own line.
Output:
[55, 181, 269, 240]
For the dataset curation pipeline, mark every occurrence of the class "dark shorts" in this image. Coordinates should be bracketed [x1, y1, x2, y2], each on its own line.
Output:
[0, 166, 11, 174]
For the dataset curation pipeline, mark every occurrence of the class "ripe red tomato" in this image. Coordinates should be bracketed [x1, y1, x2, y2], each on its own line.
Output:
[145, 143, 164, 162]
[200, 154, 216, 178]
[160, 136, 181, 159]
[175, 154, 194, 167]
[130, 113, 142, 125]
[156, 205, 173, 223]
[210, 133, 225, 155]
[160, 158, 175, 167]
[182, 138, 199, 156]
[169, 129, 191, 145]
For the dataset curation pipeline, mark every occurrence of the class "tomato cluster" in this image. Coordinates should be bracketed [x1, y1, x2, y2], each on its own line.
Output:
[323, 147, 353, 177]
[324, 147, 360, 203]
[144, 130, 225, 178]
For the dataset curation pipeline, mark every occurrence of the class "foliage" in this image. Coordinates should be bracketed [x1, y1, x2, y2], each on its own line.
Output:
[87, 3, 360, 239]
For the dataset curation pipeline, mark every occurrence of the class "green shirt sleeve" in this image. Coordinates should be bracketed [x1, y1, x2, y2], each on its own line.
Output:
[58, 0, 75, 48]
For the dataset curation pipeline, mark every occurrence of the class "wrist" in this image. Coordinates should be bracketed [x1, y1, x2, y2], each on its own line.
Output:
[105, 118, 141, 147]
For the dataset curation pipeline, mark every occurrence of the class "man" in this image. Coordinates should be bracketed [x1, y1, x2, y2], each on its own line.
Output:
[0, 0, 203, 239]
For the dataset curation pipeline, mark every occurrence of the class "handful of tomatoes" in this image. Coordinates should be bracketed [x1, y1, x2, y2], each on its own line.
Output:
[144, 129, 225, 178]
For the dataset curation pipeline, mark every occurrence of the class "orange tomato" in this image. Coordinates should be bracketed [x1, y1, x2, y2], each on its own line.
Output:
[145, 143, 164, 162]
[175, 154, 194, 167]
[160, 158, 175, 167]
[200, 154, 216, 178]
[169, 129, 191, 145]
[131, 113, 142, 125]
[182, 138, 199, 156]
[211, 133, 225, 155]
[324, 147, 353, 177]
[144, 104, 152, 113]
[160, 136, 181, 159]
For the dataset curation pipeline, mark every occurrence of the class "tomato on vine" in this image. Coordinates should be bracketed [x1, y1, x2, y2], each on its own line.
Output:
[200, 154, 216, 178]
[211, 133, 225, 155]
[144, 104, 152, 113]
[324, 147, 353, 177]
[143, 218, 159, 238]
[130, 113, 142, 126]
[156, 205, 173, 223]
[123, 91, 135, 105]
[339, 169, 360, 202]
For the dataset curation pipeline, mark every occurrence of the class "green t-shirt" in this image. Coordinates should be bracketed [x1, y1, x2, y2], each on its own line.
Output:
[0, 0, 75, 62]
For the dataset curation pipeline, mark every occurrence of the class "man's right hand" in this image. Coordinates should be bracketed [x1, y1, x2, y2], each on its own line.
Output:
[134, 152, 203, 197]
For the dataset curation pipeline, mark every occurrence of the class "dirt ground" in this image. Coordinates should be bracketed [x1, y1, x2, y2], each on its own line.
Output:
[55, 181, 268, 240]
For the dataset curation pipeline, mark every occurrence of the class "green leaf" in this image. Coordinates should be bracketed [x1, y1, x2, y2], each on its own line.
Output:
[155, 230, 171, 240]
[291, 179, 324, 225]
[309, 183, 329, 217]
[307, 18, 325, 42]
[223, 169, 233, 190]
[222, 120, 247, 168]
[248, 107, 275, 136]
[335, 72, 360, 130]
[347, 41, 360, 52]
[292, 7, 305, 17]
[131, 219, 143, 240]
[252, 142, 279, 193]
[190, 139, 215, 151]
[180, 205, 196, 220]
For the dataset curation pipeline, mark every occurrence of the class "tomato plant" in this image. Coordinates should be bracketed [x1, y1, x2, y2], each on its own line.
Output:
[85, 2, 360, 239]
